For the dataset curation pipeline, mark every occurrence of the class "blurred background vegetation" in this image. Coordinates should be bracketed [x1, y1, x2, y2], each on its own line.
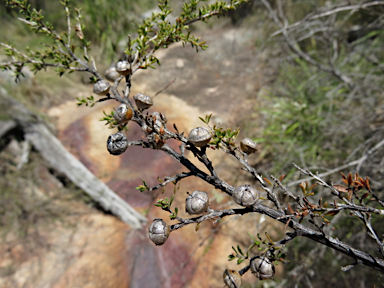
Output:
[1, 0, 384, 287]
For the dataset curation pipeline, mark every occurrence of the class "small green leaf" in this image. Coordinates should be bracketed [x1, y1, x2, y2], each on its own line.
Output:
[247, 232, 257, 244]
[170, 195, 175, 206]
[265, 232, 274, 244]
[228, 254, 236, 261]
[237, 245, 244, 256]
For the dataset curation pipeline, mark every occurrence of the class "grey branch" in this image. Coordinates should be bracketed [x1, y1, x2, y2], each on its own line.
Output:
[261, 0, 354, 87]
[270, 1, 384, 37]
[287, 138, 384, 188]
[152, 132, 384, 271]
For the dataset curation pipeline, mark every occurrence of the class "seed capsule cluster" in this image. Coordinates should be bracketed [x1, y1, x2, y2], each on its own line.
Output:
[223, 256, 275, 287]
[100, 67, 266, 282]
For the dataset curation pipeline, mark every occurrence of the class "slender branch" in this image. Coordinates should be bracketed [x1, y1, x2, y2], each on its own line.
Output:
[261, 0, 354, 87]
[147, 172, 192, 192]
[170, 207, 252, 231]
[271, 175, 300, 203]
[153, 78, 176, 97]
[287, 138, 384, 187]
[152, 135, 384, 271]
[0, 43, 90, 72]
[239, 232, 298, 276]
[292, 163, 384, 256]
[270, 1, 384, 37]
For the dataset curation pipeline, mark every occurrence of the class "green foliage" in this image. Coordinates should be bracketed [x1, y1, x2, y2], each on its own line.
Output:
[99, 110, 118, 128]
[155, 194, 179, 220]
[154, 194, 174, 209]
[0, 0, 248, 81]
[210, 125, 240, 150]
[1, 0, 94, 78]
[198, 113, 212, 124]
[0, 0, 157, 60]
[76, 95, 96, 107]
[199, 113, 240, 150]
[256, 64, 333, 175]
[135, 179, 150, 192]
[251, 1, 384, 181]
[228, 232, 287, 265]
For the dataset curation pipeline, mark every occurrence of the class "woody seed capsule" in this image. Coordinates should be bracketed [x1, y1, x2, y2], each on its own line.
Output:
[250, 256, 275, 280]
[105, 67, 121, 82]
[185, 190, 209, 215]
[187, 127, 212, 147]
[93, 80, 110, 96]
[232, 184, 259, 207]
[113, 103, 133, 124]
[148, 218, 170, 246]
[240, 138, 258, 154]
[133, 93, 153, 110]
[116, 61, 131, 76]
[223, 269, 242, 288]
[107, 132, 128, 155]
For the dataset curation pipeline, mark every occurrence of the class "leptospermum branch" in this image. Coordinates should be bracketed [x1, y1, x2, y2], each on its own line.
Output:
[130, 132, 384, 272]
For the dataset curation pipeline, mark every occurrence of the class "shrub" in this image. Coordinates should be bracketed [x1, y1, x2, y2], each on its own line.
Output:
[1, 0, 384, 287]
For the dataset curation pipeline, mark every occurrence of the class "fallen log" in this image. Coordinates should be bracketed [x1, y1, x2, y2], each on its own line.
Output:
[0, 87, 147, 229]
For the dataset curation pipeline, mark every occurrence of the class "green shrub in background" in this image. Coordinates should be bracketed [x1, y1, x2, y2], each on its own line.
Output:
[256, 0, 384, 182]
[253, 1, 384, 286]
[0, 0, 157, 61]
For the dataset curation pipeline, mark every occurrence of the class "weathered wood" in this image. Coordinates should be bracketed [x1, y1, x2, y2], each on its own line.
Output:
[0, 87, 146, 229]
[0, 120, 17, 138]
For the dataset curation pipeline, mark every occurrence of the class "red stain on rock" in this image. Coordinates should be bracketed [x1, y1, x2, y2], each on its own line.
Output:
[107, 122, 184, 207]
[60, 119, 99, 175]
[127, 230, 196, 288]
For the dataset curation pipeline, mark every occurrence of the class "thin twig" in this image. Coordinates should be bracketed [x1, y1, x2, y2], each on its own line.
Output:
[153, 78, 176, 97]
[270, 1, 384, 37]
